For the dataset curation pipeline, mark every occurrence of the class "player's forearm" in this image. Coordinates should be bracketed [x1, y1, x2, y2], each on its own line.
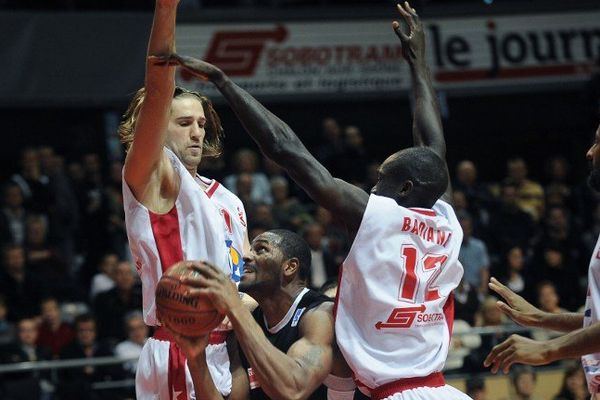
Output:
[145, 1, 178, 90]
[546, 322, 600, 361]
[214, 77, 304, 164]
[227, 303, 307, 400]
[187, 353, 226, 400]
[408, 60, 445, 157]
[538, 312, 584, 332]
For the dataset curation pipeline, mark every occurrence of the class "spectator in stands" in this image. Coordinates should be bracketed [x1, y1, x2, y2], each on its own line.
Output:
[455, 160, 492, 226]
[0, 295, 15, 345]
[509, 366, 540, 400]
[10, 147, 52, 214]
[504, 157, 544, 221]
[465, 375, 487, 400]
[90, 253, 118, 299]
[24, 215, 67, 286]
[0, 244, 43, 321]
[488, 183, 536, 258]
[36, 297, 75, 358]
[114, 311, 148, 377]
[446, 319, 481, 372]
[58, 314, 117, 400]
[270, 176, 310, 230]
[536, 281, 565, 314]
[454, 277, 480, 326]
[313, 117, 345, 177]
[0, 317, 52, 400]
[235, 172, 257, 211]
[531, 244, 580, 311]
[249, 203, 276, 232]
[314, 206, 348, 267]
[224, 148, 272, 205]
[0, 182, 28, 246]
[337, 125, 369, 185]
[38, 146, 79, 276]
[544, 156, 572, 206]
[553, 363, 589, 400]
[104, 160, 128, 260]
[497, 246, 528, 299]
[93, 261, 142, 342]
[303, 222, 337, 289]
[458, 212, 490, 297]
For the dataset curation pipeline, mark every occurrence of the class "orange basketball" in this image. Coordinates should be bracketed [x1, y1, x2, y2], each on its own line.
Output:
[155, 261, 224, 337]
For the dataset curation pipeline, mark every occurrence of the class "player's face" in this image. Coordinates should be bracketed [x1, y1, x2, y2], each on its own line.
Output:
[239, 232, 284, 295]
[587, 124, 600, 191]
[165, 95, 207, 171]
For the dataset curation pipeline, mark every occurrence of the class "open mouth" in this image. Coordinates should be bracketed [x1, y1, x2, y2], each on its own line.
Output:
[243, 264, 257, 274]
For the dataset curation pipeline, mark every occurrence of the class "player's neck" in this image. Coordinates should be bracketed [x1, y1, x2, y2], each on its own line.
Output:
[260, 285, 305, 329]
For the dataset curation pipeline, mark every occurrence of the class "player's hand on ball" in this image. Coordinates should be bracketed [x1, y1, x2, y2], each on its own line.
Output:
[483, 334, 551, 374]
[181, 261, 242, 315]
[392, 1, 426, 64]
[149, 53, 224, 83]
[489, 277, 544, 327]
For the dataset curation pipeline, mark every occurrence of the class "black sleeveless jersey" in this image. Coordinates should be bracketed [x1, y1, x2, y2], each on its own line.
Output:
[240, 288, 333, 400]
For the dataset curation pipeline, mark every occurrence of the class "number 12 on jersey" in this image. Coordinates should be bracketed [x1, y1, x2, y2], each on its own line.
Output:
[399, 245, 448, 303]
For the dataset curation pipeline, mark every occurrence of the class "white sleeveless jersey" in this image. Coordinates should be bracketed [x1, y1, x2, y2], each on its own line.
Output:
[336, 194, 464, 389]
[582, 234, 600, 395]
[123, 148, 246, 326]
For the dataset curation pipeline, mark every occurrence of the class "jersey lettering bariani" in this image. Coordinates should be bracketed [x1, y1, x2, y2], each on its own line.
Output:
[335, 194, 464, 389]
[123, 147, 244, 326]
[582, 236, 600, 395]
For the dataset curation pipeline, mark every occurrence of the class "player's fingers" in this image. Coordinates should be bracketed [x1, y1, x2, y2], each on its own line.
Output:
[502, 356, 516, 375]
[181, 273, 212, 289]
[496, 300, 517, 319]
[188, 261, 218, 278]
[484, 339, 511, 368]
[185, 287, 212, 298]
[405, 1, 418, 17]
[489, 277, 513, 301]
[392, 21, 410, 42]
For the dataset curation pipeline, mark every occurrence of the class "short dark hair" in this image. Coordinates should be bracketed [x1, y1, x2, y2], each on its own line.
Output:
[385, 147, 448, 206]
[269, 229, 311, 282]
[511, 365, 537, 384]
[74, 313, 96, 328]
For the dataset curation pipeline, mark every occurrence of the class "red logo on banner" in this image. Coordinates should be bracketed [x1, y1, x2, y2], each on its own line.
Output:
[375, 304, 426, 329]
[202, 25, 288, 76]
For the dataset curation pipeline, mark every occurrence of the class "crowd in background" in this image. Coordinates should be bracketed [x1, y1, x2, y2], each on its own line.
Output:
[0, 114, 597, 399]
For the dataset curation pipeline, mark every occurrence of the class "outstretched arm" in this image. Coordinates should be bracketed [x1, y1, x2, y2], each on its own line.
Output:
[394, 2, 452, 203]
[183, 262, 335, 400]
[152, 55, 368, 236]
[123, 0, 178, 199]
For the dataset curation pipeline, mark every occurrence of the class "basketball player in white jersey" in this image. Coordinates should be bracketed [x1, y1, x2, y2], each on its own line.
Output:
[119, 0, 249, 398]
[152, 2, 470, 399]
[483, 124, 600, 398]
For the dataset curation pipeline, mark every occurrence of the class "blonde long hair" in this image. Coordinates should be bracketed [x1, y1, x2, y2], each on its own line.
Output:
[118, 87, 224, 158]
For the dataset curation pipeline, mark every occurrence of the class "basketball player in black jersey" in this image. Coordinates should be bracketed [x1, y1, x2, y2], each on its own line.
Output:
[166, 229, 354, 400]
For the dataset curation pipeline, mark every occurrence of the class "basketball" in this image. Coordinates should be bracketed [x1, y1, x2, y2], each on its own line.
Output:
[155, 261, 224, 337]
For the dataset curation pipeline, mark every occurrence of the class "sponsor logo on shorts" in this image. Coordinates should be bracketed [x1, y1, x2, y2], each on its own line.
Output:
[376, 304, 445, 329]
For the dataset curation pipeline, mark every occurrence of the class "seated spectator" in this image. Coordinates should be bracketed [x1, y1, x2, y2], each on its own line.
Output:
[446, 319, 481, 372]
[454, 160, 493, 227]
[0, 295, 15, 345]
[497, 246, 529, 298]
[104, 160, 128, 260]
[36, 297, 75, 358]
[0, 182, 28, 246]
[465, 375, 487, 400]
[509, 366, 540, 400]
[89, 253, 118, 300]
[337, 125, 369, 185]
[504, 157, 545, 221]
[531, 245, 581, 311]
[93, 261, 142, 342]
[0, 317, 52, 400]
[58, 314, 118, 400]
[544, 156, 573, 209]
[553, 363, 589, 400]
[224, 148, 272, 205]
[303, 223, 337, 289]
[530, 281, 565, 342]
[312, 117, 345, 177]
[454, 278, 480, 326]
[270, 177, 310, 230]
[249, 203, 276, 232]
[458, 212, 490, 297]
[0, 244, 44, 321]
[11, 147, 52, 215]
[114, 311, 148, 377]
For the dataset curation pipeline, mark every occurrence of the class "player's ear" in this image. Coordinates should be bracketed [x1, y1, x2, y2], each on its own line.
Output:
[397, 180, 413, 197]
[283, 258, 300, 279]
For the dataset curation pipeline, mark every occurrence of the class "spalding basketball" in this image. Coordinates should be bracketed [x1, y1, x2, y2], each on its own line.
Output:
[155, 261, 224, 337]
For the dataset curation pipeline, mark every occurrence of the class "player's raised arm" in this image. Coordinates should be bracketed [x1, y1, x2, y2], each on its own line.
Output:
[122, 0, 179, 198]
[153, 54, 369, 234]
[394, 2, 452, 203]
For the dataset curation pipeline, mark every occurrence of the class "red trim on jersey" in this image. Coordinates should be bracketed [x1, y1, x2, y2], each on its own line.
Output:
[149, 207, 184, 273]
[408, 207, 437, 216]
[154, 327, 228, 345]
[332, 264, 344, 319]
[168, 341, 188, 400]
[443, 293, 455, 341]
[206, 181, 220, 198]
[369, 372, 445, 400]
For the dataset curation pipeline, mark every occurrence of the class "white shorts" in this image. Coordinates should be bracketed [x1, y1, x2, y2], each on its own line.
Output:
[379, 385, 471, 400]
[136, 336, 231, 400]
